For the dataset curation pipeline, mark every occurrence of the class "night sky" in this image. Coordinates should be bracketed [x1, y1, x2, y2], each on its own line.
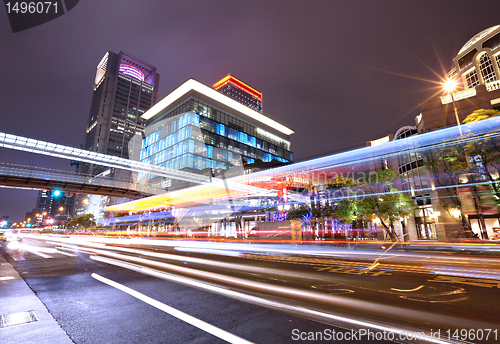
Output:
[1, 0, 499, 221]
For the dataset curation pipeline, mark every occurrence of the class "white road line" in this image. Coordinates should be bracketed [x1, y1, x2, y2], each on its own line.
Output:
[27, 249, 53, 259]
[5, 249, 24, 261]
[91, 256, 462, 344]
[91, 273, 254, 344]
[56, 250, 77, 257]
[0, 276, 15, 281]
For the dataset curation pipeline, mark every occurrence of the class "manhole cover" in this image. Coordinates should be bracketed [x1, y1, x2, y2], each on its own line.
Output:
[0, 310, 38, 328]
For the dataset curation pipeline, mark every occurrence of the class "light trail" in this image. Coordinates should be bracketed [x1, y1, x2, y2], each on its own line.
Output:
[85, 252, 486, 330]
[90, 256, 464, 344]
[91, 273, 255, 344]
[35, 236, 500, 280]
[37, 235, 500, 264]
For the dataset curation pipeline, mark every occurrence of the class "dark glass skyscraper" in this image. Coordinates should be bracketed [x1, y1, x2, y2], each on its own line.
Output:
[82, 51, 160, 175]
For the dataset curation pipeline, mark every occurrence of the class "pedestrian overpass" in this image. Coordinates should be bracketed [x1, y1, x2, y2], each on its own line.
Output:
[0, 162, 157, 199]
[0, 131, 272, 198]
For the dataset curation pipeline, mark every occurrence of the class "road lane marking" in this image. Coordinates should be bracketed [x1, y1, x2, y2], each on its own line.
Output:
[314, 265, 392, 276]
[391, 285, 424, 292]
[0, 276, 15, 281]
[56, 250, 77, 257]
[5, 249, 24, 261]
[26, 250, 53, 259]
[91, 258, 458, 344]
[91, 273, 254, 344]
[429, 275, 500, 288]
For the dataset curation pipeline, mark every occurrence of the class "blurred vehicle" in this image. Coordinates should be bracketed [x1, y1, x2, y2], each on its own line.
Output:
[6, 230, 21, 242]
[0, 231, 6, 241]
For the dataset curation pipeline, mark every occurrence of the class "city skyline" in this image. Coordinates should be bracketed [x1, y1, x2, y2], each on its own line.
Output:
[1, 0, 499, 220]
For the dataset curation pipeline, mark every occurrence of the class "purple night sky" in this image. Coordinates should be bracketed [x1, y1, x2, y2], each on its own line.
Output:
[1, 0, 499, 220]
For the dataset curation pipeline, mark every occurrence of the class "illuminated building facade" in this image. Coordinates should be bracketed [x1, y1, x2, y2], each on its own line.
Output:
[393, 126, 442, 240]
[419, 25, 500, 132]
[35, 189, 73, 226]
[139, 78, 293, 190]
[415, 25, 500, 240]
[82, 51, 160, 175]
[213, 75, 263, 113]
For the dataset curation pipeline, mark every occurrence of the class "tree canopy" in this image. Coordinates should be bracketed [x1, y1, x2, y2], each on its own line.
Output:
[462, 109, 500, 124]
[67, 214, 96, 229]
[326, 169, 415, 236]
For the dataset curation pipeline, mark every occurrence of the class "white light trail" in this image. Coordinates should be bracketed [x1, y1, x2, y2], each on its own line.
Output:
[91, 257, 462, 344]
[88, 252, 483, 332]
[91, 273, 254, 344]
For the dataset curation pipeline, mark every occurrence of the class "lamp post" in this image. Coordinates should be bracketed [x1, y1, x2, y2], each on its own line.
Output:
[59, 206, 70, 229]
[443, 79, 488, 239]
[443, 79, 464, 137]
[37, 211, 47, 228]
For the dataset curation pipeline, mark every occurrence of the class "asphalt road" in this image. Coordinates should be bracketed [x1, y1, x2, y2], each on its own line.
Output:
[2, 236, 500, 344]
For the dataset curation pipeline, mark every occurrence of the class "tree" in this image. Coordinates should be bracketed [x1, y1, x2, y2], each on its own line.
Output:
[421, 109, 500, 238]
[356, 169, 415, 240]
[422, 143, 467, 220]
[335, 200, 358, 223]
[326, 175, 359, 223]
[462, 109, 500, 124]
[325, 170, 415, 240]
[67, 214, 96, 229]
[462, 109, 500, 202]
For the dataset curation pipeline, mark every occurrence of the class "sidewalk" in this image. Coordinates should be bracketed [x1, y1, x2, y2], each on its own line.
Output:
[0, 244, 73, 344]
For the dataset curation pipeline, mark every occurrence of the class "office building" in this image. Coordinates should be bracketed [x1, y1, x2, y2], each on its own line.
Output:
[82, 51, 160, 175]
[34, 189, 73, 226]
[213, 75, 263, 113]
[138, 78, 293, 190]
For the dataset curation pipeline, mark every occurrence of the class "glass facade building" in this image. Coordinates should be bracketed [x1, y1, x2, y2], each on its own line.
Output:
[138, 78, 293, 189]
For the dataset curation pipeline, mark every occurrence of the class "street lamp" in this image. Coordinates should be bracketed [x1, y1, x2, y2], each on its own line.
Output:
[37, 211, 47, 228]
[443, 78, 463, 136]
[443, 79, 488, 239]
[59, 206, 70, 228]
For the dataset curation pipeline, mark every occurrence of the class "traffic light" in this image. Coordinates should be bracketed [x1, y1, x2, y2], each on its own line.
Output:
[53, 190, 61, 197]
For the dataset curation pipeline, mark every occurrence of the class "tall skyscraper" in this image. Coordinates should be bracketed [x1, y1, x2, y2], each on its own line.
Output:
[213, 75, 263, 113]
[35, 189, 73, 226]
[82, 51, 160, 175]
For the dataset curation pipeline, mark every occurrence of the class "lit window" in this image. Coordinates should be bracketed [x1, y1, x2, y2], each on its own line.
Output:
[479, 53, 497, 83]
[465, 69, 480, 88]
